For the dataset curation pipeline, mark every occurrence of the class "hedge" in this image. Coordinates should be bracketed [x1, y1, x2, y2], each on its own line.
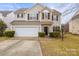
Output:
[49, 31, 60, 38]
[4, 30, 15, 37]
[0, 31, 4, 36]
[38, 32, 45, 37]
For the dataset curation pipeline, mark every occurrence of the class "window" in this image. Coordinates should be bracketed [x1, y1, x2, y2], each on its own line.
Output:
[52, 14, 53, 21]
[44, 13, 48, 19]
[27, 14, 29, 20]
[48, 13, 50, 19]
[17, 14, 24, 18]
[37, 14, 39, 20]
[53, 15, 57, 21]
[17, 14, 19, 18]
[42, 12, 50, 19]
[53, 26, 60, 32]
[53, 15, 59, 21]
[21, 14, 23, 18]
[56, 15, 58, 21]
[42, 13, 44, 19]
[29, 13, 38, 20]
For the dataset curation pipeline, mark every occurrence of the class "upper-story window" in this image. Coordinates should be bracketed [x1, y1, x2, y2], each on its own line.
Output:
[44, 13, 50, 19]
[21, 14, 23, 18]
[17, 14, 19, 18]
[42, 12, 50, 19]
[17, 14, 24, 18]
[28, 13, 39, 20]
[56, 15, 58, 21]
[52, 14, 53, 21]
[42, 13, 44, 19]
[48, 13, 50, 19]
[42, 10, 50, 20]
[53, 15, 59, 21]
[37, 14, 39, 20]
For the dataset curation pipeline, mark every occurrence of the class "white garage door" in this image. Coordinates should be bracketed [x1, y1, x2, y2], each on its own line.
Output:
[15, 27, 39, 37]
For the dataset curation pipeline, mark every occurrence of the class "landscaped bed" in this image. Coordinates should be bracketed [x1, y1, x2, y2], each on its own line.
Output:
[39, 33, 79, 56]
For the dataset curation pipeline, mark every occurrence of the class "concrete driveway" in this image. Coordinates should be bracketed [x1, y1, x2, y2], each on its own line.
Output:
[0, 38, 42, 56]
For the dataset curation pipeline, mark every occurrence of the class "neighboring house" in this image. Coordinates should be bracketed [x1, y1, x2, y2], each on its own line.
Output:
[0, 11, 13, 29]
[10, 4, 61, 37]
[4, 12, 16, 30]
[69, 10, 79, 34]
[0, 13, 3, 19]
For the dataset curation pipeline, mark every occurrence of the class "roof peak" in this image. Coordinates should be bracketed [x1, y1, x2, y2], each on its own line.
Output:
[14, 3, 61, 14]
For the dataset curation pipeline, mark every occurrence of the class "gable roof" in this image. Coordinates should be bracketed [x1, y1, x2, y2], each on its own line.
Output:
[40, 6, 51, 12]
[71, 14, 79, 20]
[51, 9, 61, 15]
[0, 11, 12, 17]
[30, 3, 45, 10]
[14, 3, 61, 14]
[70, 10, 79, 21]
[14, 8, 29, 14]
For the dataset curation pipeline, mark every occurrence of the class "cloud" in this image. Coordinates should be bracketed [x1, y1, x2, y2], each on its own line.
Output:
[0, 3, 15, 10]
[0, 3, 25, 11]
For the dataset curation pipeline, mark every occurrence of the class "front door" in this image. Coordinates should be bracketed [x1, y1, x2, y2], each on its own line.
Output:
[44, 27, 48, 35]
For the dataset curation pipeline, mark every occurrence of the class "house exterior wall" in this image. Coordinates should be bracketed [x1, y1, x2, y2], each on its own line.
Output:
[69, 17, 79, 34]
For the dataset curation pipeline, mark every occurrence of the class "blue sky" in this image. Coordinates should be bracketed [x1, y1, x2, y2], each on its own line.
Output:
[0, 3, 70, 12]
[0, 3, 79, 24]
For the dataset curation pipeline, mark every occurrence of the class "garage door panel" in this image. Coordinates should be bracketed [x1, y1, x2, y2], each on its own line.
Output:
[15, 27, 39, 37]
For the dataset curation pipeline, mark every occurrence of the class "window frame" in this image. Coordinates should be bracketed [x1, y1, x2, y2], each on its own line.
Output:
[53, 26, 60, 32]
[16, 13, 24, 18]
[17, 14, 19, 18]
[29, 13, 38, 20]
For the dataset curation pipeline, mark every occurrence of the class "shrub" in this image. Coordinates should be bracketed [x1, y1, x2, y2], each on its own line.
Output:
[53, 26, 60, 32]
[0, 31, 4, 36]
[49, 31, 60, 38]
[4, 30, 15, 37]
[0, 20, 7, 36]
[38, 32, 45, 37]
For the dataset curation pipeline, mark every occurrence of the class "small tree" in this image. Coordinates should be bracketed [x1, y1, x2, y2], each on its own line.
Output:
[0, 20, 7, 36]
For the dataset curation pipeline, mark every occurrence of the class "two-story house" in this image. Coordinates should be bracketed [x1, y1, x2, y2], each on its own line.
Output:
[11, 4, 61, 37]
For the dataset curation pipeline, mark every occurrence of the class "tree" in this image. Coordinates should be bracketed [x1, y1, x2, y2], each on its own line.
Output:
[0, 20, 7, 36]
[61, 25, 64, 41]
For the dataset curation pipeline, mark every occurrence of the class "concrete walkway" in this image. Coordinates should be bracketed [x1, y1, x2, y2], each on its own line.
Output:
[0, 39, 42, 56]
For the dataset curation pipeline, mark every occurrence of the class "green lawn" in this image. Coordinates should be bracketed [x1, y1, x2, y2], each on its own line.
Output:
[39, 34, 79, 56]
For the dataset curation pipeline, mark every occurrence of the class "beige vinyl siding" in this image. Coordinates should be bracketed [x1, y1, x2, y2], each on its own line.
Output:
[69, 17, 79, 34]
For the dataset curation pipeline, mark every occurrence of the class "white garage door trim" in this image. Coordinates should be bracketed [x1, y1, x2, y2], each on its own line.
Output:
[15, 27, 39, 37]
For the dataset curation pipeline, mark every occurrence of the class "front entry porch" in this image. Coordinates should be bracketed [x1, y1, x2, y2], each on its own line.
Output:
[40, 21, 52, 36]
[41, 24, 51, 36]
[44, 27, 48, 35]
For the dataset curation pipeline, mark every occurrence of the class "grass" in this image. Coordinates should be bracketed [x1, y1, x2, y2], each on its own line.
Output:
[0, 37, 10, 42]
[39, 33, 79, 56]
